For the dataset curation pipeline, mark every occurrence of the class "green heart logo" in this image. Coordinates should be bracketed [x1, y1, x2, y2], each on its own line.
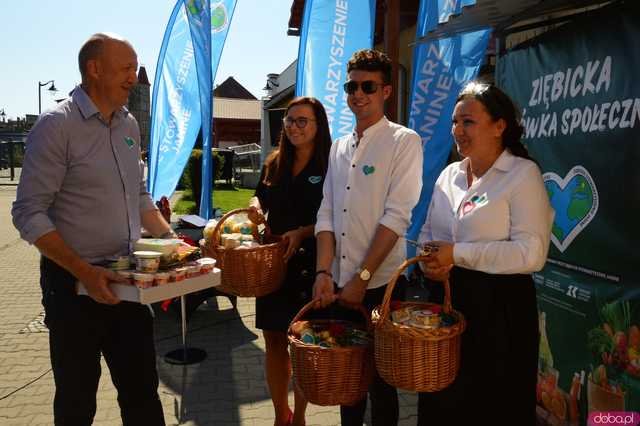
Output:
[124, 137, 136, 148]
[308, 176, 321, 184]
[362, 165, 375, 175]
[543, 166, 598, 253]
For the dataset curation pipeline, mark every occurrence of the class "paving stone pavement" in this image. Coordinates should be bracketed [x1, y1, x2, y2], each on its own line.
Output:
[0, 186, 419, 425]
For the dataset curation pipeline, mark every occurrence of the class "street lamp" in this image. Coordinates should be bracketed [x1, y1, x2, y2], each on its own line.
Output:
[38, 80, 58, 115]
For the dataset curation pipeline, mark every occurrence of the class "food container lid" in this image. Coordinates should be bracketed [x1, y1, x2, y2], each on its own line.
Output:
[133, 272, 154, 280]
[133, 239, 181, 255]
[133, 251, 162, 258]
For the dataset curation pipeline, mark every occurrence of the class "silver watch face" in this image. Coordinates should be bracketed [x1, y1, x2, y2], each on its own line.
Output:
[359, 268, 371, 281]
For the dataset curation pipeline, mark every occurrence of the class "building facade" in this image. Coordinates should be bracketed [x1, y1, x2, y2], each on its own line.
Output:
[127, 66, 151, 150]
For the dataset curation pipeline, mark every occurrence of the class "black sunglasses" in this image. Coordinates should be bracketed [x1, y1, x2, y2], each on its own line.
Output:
[343, 80, 383, 95]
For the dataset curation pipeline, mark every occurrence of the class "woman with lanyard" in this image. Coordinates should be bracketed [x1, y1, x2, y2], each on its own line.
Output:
[416, 82, 554, 425]
[248, 97, 331, 426]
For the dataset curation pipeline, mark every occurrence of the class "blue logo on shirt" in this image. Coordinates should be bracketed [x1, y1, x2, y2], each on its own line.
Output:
[308, 176, 321, 184]
[124, 137, 136, 148]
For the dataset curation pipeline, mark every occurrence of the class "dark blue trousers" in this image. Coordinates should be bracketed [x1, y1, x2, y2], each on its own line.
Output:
[41, 257, 165, 426]
[336, 282, 405, 426]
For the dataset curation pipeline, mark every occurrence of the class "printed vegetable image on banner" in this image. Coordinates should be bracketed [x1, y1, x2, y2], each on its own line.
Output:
[499, 3, 640, 424]
[295, 0, 376, 139]
[535, 269, 640, 424]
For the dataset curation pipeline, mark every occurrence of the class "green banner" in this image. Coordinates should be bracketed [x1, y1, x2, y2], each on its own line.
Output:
[499, 3, 640, 285]
[498, 3, 640, 424]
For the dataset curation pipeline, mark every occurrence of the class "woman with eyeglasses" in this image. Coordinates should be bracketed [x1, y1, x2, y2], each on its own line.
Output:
[247, 97, 332, 426]
[415, 82, 554, 425]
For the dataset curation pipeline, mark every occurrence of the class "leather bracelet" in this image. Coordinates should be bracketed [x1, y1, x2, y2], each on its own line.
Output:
[315, 270, 333, 278]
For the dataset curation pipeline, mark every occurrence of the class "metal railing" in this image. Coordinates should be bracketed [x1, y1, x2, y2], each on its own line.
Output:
[0, 138, 26, 183]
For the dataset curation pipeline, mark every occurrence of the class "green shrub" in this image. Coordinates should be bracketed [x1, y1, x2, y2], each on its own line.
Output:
[186, 149, 225, 211]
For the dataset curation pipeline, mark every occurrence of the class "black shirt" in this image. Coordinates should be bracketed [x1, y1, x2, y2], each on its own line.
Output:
[255, 157, 325, 237]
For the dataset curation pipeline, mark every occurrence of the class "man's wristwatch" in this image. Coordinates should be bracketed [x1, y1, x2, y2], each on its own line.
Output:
[357, 267, 371, 282]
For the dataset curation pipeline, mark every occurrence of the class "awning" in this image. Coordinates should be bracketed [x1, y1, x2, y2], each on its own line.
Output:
[417, 0, 613, 42]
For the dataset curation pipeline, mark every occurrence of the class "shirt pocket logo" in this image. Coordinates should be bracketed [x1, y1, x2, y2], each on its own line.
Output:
[461, 194, 487, 216]
[362, 165, 375, 175]
[124, 137, 136, 148]
[308, 175, 322, 184]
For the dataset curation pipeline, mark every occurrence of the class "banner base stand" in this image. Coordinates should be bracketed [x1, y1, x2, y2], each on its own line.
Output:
[164, 347, 207, 365]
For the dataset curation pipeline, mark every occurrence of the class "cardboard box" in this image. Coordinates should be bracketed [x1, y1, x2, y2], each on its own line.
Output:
[77, 268, 221, 304]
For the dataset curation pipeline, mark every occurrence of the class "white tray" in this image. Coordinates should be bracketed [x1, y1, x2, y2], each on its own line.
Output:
[77, 268, 221, 304]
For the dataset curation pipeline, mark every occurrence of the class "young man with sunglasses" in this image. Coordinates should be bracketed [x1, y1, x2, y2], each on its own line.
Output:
[313, 49, 423, 425]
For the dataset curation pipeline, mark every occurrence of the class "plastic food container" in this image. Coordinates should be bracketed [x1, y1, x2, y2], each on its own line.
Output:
[109, 256, 131, 271]
[186, 264, 201, 278]
[133, 251, 162, 273]
[133, 273, 154, 289]
[117, 270, 134, 285]
[173, 267, 187, 282]
[410, 309, 441, 328]
[196, 258, 216, 274]
[154, 272, 170, 286]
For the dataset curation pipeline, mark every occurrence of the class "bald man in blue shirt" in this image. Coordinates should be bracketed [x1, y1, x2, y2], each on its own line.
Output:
[12, 33, 169, 425]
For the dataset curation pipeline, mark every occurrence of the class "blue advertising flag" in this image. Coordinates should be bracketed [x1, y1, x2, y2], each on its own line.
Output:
[148, 0, 200, 204]
[148, 0, 236, 219]
[185, 0, 213, 219]
[417, 0, 478, 37]
[185, 0, 237, 219]
[406, 27, 491, 257]
[295, 0, 376, 139]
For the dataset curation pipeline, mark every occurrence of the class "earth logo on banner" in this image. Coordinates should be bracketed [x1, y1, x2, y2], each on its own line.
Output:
[187, 0, 206, 18]
[211, 3, 228, 32]
[543, 166, 599, 253]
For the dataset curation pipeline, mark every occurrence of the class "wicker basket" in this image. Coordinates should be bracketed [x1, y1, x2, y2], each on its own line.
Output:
[373, 255, 466, 392]
[204, 208, 286, 297]
[288, 301, 374, 406]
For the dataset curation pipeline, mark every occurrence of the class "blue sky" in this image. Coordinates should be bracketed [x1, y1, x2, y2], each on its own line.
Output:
[0, 0, 299, 119]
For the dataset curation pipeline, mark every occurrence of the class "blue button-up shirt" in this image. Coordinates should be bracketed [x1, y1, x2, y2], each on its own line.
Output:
[12, 85, 157, 263]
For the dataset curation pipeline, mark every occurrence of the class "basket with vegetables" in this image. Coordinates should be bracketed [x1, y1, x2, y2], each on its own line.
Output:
[287, 301, 374, 406]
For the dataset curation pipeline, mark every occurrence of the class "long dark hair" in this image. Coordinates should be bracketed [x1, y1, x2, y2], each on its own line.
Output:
[456, 81, 533, 161]
[262, 97, 332, 186]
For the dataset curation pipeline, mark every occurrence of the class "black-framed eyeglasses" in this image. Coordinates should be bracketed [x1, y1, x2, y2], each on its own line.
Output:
[282, 116, 315, 129]
[343, 80, 383, 95]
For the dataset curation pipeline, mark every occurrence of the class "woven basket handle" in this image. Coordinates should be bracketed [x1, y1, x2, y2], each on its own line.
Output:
[288, 300, 372, 334]
[210, 207, 261, 247]
[378, 255, 453, 324]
